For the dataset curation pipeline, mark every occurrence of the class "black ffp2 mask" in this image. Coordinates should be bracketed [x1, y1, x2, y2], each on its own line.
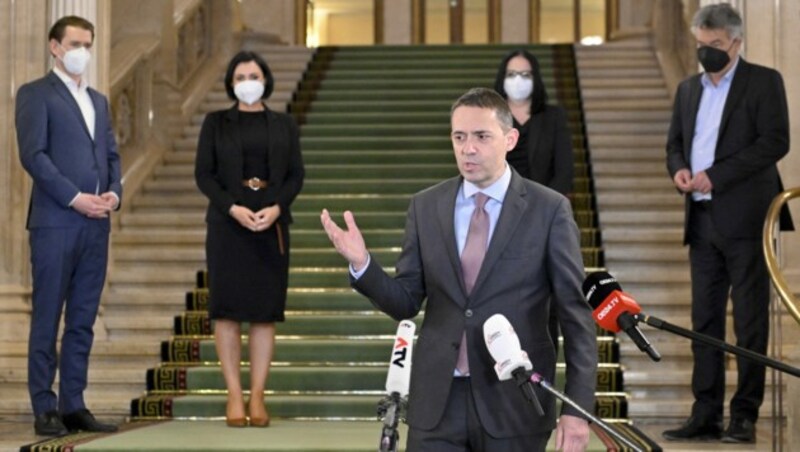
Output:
[697, 44, 733, 73]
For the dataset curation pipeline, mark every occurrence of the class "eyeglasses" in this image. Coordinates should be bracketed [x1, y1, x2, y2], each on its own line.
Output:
[505, 70, 533, 79]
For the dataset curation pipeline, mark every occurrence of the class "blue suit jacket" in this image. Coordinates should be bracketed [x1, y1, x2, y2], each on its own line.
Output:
[16, 71, 122, 229]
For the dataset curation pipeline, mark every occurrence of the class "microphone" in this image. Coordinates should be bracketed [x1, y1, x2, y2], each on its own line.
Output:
[483, 314, 544, 416]
[385, 319, 415, 396]
[377, 320, 415, 452]
[582, 271, 661, 362]
[483, 313, 533, 380]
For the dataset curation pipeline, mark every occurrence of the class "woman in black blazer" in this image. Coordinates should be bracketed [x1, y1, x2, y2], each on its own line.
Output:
[494, 49, 574, 353]
[494, 49, 574, 195]
[194, 51, 304, 428]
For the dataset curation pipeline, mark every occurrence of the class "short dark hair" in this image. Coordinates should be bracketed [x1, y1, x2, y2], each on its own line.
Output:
[493, 49, 549, 116]
[692, 3, 743, 40]
[48, 16, 95, 43]
[451, 87, 514, 132]
[223, 51, 274, 101]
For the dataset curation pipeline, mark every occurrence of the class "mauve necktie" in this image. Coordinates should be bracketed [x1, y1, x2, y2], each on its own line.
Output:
[456, 192, 490, 376]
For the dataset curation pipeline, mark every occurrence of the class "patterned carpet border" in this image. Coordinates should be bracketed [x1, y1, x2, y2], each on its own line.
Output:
[19, 421, 160, 452]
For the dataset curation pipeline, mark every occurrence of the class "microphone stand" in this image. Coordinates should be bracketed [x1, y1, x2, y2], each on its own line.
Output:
[527, 372, 646, 452]
[634, 314, 800, 378]
[376, 391, 406, 452]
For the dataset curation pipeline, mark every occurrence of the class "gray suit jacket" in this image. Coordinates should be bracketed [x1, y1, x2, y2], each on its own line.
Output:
[353, 171, 597, 438]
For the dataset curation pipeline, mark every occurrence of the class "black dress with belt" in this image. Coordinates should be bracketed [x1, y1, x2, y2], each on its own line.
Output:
[205, 111, 289, 323]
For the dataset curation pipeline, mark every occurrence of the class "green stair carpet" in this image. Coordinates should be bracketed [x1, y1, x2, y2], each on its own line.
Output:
[120, 44, 663, 451]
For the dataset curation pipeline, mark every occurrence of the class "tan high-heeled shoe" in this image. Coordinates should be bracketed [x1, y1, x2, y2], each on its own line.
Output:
[226, 396, 248, 427]
[248, 396, 270, 428]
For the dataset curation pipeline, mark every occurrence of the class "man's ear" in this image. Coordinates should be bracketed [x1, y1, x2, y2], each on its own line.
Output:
[48, 39, 60, 58]
[505, 127, 520, 151]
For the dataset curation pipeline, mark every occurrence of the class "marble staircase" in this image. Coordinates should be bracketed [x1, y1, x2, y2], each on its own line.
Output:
[0, 44, 314, 422]
[575, 38, 796, 423]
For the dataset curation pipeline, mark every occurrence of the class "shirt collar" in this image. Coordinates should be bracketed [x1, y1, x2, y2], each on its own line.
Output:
[53, 66, 88, 92]
[702, 55, 740, 88]
[462, 164, 512, 203]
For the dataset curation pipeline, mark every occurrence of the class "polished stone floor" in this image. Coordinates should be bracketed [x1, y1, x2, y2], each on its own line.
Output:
[0, 414, 784, 452]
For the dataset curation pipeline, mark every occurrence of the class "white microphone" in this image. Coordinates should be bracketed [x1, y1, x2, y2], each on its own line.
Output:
[385, 319, 415, 396]
[483, 314, 533, 381]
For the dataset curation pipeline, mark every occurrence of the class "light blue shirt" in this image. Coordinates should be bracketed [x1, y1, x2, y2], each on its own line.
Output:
[351, 165, 512, 278]
[455, 164, 511, 255]
[690, 57, 739, 201]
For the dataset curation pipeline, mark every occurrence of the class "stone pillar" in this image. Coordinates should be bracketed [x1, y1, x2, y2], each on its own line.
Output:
[501, 0, 529, 43]
[383, 0, 412, 44]
[1, 0, 48, 340]
[49, 0, 111, 96]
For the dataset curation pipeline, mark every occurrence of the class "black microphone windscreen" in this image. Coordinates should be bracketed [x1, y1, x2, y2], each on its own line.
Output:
[582, 271, 623, 309]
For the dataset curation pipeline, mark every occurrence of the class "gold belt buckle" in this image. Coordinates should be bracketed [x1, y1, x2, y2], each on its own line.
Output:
[247, 177, 262, 191]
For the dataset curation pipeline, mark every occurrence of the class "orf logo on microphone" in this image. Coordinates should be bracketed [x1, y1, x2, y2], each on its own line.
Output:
[595, 295, 619, 321]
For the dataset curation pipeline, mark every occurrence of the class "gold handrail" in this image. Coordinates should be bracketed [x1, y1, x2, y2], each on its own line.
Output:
[763, 188, 800, 326]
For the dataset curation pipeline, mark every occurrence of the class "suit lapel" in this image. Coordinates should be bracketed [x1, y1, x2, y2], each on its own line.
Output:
[718, 58, 749, 147]
[471, 172, 527, 295]
[48, 71, 93, 141]
[224, 106, 245, 180]
[685, 75, 703, 159]
[435, 178, 466, 301]
[526, 115, 544, 167]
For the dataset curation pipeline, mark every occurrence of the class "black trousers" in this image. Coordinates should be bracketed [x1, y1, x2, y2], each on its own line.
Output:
[406, 378, 551, 452]
[688, 202, 769, 423]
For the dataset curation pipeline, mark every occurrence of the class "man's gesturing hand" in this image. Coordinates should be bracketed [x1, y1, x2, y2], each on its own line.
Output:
[320, 209, 369, 272]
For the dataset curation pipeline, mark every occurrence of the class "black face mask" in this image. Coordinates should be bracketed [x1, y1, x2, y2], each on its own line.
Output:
[697, 43, 734, 73]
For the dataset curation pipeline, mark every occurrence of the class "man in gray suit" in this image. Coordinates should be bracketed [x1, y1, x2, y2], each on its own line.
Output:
[321, 88, 597, 451]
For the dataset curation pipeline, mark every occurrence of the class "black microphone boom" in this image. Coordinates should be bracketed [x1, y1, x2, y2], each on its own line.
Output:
[637, 313, 800, 378]
[617, 312, 661, 362]
[528, 372, 645, 452]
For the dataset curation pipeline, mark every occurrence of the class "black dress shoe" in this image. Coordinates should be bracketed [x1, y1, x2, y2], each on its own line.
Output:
[62, 409, 118, 433]
[662, 416, 722, 441]
[722, 418, 755, 443]
[34, 410, 68, 436]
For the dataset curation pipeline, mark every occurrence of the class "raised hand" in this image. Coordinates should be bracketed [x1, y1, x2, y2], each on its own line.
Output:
[320, 209, 369, 271]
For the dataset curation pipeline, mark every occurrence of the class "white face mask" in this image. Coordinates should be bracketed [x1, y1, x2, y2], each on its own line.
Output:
[60, 46, 91, 76]
[504, 75, 534, 102]
[234, 80, 265, 105]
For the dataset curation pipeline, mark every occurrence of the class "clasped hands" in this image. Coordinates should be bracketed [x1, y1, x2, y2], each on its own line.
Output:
[673, 168, 712, 194]
[72, 192, 118, 218]
[230, 204, 281, 232]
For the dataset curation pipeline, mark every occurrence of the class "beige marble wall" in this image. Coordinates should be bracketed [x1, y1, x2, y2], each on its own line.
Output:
[725, 0, 800, 287]
[1, 0, 48, 339]
[238, 0, 295, 44]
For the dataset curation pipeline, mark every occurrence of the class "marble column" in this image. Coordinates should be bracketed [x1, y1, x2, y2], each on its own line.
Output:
[383, 0, 412, 44]
[1, 0, 47, 339]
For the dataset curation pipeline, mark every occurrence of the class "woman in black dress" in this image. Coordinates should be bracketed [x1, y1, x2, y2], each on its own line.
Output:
[195, 51, 304, 427]
[494, 49, 575, 353]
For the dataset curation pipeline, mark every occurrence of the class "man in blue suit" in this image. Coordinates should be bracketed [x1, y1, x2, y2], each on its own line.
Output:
[15, 16, 121, 436]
